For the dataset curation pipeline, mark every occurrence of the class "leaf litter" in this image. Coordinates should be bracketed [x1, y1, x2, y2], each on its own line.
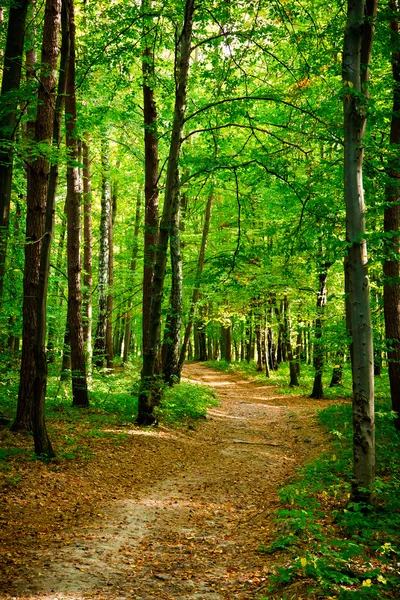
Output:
[0, 363, 332, 600]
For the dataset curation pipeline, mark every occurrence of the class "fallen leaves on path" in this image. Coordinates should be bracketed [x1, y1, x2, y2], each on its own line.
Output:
[0, 363, 333, 600]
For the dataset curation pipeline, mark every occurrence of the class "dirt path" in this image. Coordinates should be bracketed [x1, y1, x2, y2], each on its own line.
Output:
[1, 363, 330, 600]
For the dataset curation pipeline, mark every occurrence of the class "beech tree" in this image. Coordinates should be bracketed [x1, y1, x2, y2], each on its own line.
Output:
[343, 0, 377, 503]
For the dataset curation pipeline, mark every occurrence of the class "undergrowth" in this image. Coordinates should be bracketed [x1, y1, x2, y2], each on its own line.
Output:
[258, 400, 400, 599]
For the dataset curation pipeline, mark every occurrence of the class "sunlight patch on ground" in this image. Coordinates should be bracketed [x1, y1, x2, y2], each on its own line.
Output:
[104, 428, 177, 439]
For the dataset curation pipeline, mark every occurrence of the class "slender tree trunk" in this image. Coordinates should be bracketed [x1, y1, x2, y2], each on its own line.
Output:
[13, 0, 61, 433]
[255, 323, 263, 371]
[343, 0, 377, 502]
[310, 266, 329, 399]
[93, 139, 111, 367]
[123, 190, 141, 365]
[384, 1, 400, 428]
[82, 137, 93, 361]
[0, 0, 29, 301]
[162, 178, 183, 385]
[179, 191, 213, 368]
[65, 0, 89, 407]
[137, 0, 195, 425]
[141, 0, 159, 355]
[33, 0, 68, 456]
[106, 173, 117, 369]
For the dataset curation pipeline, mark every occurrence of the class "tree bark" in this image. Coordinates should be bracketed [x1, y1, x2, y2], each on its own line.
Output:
[0, 0, 29, 301]
[123, 190, 141, 365]
[65, 0, 89, 407]
[343, 0, 377, 502]
[162, 178, 183, 385]
[141, 0, 159, 356]
[93, 139, 111, 367]
[33, 0, 68, 457]
[106, 172, 117, 369]
[82, 137, 93, 361]
[179, 191, 213, 368]
[383, 0, 400, 428]
[13, 0, 61, 433]
[137, 0, 196, 425]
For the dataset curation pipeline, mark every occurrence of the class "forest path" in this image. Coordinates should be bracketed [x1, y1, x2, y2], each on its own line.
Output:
[2, 363, 330, 600]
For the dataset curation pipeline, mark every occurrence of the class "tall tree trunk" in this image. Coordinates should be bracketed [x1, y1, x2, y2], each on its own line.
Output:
[137, 0, 196, 425]
[65, 0, 89, 407]
[93, 139, 111, 367]
[162, 184, 183, 385]
[33, 0, 68, 457]
[123, 190, 141, 365]
[82, 137, 93, 361]
[0, 0, 29, 301]
[105, 172, 117, 369]
[13, 0, 61, 432]
[343, 0, 377, 502]
[384, 1, 400, 428]
[310, 265, 329, 399]
[179, 191, 213, 368]
[141, 0, 159, 355]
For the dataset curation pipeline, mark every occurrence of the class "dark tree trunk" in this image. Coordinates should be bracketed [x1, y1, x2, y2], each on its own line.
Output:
[179, 191, 213, 368]
[82, 137, 93, 361]
[207, 336, 213, 361]
[141, 0, 159, 355]
[163, 179, 183, 385]
[33, 0, 68, 457]
[384, 1, 400, 428]
[93, 139, 111, 367]
[65, 0, 89, 407]
[137, 0, 195, 425]
[13, 0, 61, 433]
[310, 266, 329, 399]
[343, 0, 377, 502]
[255, 324, 263, 371]
[0, 0, 29, 301]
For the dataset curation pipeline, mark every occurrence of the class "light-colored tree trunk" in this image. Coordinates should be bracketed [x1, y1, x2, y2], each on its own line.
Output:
[82, 137, 93, 363]
[93, 139, 111, 367]
[123, 190, 141, 365]
[343, 0, 377, 503]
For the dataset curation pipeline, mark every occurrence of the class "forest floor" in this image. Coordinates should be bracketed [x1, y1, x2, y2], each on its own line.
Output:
[0, 363, 335, 600]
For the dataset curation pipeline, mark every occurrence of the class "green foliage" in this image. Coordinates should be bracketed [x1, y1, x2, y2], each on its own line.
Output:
[260, 398, 400, 599]
[156, 381, 218, 425]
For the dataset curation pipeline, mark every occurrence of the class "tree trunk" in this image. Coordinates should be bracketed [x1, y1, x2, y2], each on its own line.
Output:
[179, 191, 213, 368]
[384, 1, 400, 428]
[93, 139, 111, 367]
[123, 190, 141, 365]
[343, 0, 377, 502]
[163, 178, 183, 385]
[255, 323, 263, 371]
[13, 0, 61, 433]
[141, 0, 159, 356]
[310, 266, 329, 399]
[0, 0, 29, 301]
[33, 0, 67, 457]
[137, 0, 195, 425]
[65, 0, 89, 407]
[106, 172, 117, 369]
[82, 137, 93, 361]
